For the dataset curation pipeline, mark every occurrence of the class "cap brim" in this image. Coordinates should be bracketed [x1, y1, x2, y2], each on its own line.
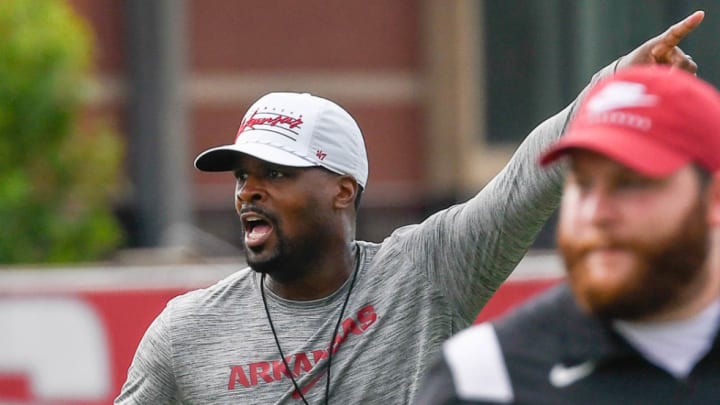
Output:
[539, 127, 689, 177]
[194, 143, 316, 172]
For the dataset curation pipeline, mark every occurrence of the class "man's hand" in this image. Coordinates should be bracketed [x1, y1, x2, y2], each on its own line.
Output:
[617, 10, 704, 74]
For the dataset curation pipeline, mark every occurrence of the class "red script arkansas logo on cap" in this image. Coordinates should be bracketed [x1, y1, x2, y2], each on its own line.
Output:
[235, 109, 305, 142]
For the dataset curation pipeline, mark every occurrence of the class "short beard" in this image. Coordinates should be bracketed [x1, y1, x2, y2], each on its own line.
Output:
[244, 230, 286, 275]
[244, 218, 332, 284]
[559, 197, 710, 321]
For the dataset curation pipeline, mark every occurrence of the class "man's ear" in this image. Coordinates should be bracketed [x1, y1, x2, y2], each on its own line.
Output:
[334, 176, 358, 210]
[707, 172, 720, 226]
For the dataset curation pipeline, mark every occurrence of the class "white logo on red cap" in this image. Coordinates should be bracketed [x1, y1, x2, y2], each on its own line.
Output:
[587, 82, 658, 114]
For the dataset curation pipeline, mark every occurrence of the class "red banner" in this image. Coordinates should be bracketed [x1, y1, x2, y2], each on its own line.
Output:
[0, 260, 561, 404]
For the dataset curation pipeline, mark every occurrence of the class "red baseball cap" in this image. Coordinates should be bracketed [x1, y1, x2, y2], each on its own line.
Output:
[540, 65, 720, 177]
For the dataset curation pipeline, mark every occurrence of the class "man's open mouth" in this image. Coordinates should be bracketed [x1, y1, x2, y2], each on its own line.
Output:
[241, 213, 274, 247]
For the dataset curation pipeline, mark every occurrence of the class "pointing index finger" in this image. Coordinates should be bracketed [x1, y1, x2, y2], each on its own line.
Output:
[651, 10, 705, 59]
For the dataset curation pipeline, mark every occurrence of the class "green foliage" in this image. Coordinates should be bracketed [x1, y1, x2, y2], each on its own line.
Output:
[0, 0, 124, 263]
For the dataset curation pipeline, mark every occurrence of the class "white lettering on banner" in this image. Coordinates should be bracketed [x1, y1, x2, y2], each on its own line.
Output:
[0, 297, 110, 400]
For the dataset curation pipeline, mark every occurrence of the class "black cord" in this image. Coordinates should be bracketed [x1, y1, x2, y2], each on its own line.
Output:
[261, 274, 308, 404]
[325, 248, 360, 403]
[261, 247, 361, 405]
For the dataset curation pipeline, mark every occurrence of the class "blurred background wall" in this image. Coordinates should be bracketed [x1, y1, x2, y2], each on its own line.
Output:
[61, 0, 720, 261]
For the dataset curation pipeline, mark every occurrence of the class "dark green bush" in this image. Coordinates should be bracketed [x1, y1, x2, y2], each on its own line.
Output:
[0, 0, 124, 263]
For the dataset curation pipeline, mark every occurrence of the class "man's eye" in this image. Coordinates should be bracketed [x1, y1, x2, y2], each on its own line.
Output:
[617, 177, 654, 189]
[268, 169, 284, 178]
[571, 175, 593, 191]
[235, 172, 248, 181]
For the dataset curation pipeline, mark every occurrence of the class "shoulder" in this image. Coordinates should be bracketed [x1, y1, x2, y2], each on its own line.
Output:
[355, 239, 381, 260]
[165, 267, 256, 317]
[493, 283, 575, 338]
[489, 283, 604, 378]
[441, 323, 514, 403]
[437, 285, 576, 403]
[356, 237, 409, 274]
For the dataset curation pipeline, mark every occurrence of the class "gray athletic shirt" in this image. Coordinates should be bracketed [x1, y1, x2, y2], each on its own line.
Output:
[116, 63, 616, 405]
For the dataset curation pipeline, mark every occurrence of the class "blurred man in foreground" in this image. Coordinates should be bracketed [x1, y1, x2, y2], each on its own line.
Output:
[417, 64, 720, 404]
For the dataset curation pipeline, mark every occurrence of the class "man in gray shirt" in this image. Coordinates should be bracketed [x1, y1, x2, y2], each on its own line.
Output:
[116, 12, 702, 405]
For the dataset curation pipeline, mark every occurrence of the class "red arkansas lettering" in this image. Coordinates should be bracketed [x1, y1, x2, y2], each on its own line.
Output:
[249, 362, 273, 385]
[272, 358, 292, 380]
[357, 305, 377, 330]
[228, 366, 250, 389]
[312, 349, 329, 364]
[333, 306, 377, 350]
[332, 318, 361, 352]
[292, 371, 327, 400]
[227, 303, 379, 392]
[293, 352, 313, 376]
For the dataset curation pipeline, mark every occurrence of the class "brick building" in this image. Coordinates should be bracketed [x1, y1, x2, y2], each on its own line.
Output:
[67, 0, 720, 256]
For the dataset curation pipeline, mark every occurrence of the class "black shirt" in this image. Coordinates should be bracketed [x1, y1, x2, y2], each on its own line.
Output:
[416, 285, 720, 405]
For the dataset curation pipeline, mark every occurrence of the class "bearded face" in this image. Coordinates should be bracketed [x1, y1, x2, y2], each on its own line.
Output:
[559, 196, 709, 320]
[557, 152, 712, 321]
[233, 158, 348, 282]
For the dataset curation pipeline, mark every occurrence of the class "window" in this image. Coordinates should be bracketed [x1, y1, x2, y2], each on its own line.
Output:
[481, 0, 710, 145]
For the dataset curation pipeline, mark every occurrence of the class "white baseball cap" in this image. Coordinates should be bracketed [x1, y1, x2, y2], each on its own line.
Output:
[194, 92, 369, 188]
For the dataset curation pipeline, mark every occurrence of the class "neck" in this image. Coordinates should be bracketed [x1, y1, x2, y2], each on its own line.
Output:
[264, 242, 357, 301]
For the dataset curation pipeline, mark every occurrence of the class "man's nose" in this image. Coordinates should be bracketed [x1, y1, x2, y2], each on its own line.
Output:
[236, 176, 265, 203]
[581, 186, 618, 226]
